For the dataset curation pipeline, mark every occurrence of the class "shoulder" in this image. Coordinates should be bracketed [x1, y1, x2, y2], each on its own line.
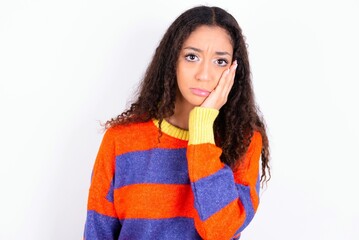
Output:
[104, 120, 156, 139]
[233, 131, 263, 182]
[102, 120, 160, 155]
[235, 131, 262, 169]
[250, 131, 262, 148]
[243, 131, 262, 161]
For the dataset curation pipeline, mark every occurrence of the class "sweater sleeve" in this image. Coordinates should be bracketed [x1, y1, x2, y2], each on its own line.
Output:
[187, 107, 262, 240]
[84, 129, 121, 240]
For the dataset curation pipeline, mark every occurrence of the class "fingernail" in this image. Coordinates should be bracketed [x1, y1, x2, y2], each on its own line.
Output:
[231, 63, 237, 71]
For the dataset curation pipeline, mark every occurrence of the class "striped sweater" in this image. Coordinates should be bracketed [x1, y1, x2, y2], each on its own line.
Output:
[84, 107, 262, 240]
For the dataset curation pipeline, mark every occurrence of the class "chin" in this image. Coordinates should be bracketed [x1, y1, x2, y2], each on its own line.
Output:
[189, 99, 205, 107]
[194, 95, 207, 104]
[178, 94, 205, 109]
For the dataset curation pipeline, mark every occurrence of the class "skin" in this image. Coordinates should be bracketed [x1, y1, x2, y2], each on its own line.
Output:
[168, 25, 238, 129]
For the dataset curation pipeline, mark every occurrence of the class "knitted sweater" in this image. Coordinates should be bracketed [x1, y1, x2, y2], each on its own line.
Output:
[84, 107, 262, 240]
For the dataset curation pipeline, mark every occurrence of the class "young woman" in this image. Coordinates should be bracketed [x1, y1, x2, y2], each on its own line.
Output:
[84, 5, 270, 240]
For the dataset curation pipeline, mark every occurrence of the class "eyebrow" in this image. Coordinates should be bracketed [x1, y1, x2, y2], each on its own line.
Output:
[183, 46, 232, 57]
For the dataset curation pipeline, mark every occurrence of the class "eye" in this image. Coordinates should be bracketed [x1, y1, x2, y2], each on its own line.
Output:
[185, 54, 199, 62]
[215, 58, 229, 67]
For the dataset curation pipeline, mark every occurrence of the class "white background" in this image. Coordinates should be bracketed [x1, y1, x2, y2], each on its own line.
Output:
[1, 0, 358, 239]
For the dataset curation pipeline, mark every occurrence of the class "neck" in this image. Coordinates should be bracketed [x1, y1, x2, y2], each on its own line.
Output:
[167, 98, 194, 130]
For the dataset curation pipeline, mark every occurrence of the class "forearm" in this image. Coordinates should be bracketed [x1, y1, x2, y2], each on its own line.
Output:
[187, 107, 260, 239]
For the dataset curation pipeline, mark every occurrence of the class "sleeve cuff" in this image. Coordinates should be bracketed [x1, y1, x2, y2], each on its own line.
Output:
[188, 107, 219, 145]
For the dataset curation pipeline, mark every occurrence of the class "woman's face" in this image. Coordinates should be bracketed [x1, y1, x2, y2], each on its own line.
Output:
[176, 25, 233, 110]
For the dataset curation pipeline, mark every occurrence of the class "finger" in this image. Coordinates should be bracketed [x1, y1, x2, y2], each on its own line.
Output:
[221, 60, 237, 96]
[215, 60, 235, 92]
[216, 68, 230, 90]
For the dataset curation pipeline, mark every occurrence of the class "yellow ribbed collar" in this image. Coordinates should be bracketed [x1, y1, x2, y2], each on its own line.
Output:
[152, 119, 189, 141]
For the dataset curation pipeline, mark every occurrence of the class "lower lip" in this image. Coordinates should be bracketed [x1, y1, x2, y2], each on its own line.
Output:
[190, 88, 210, 97]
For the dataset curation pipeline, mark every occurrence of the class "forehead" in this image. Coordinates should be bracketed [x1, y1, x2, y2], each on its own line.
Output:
[182, 25, 233, 50]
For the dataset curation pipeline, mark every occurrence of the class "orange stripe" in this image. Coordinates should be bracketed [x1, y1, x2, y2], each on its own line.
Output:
[115, 184, 196, 219]
[110, 122, 188, 156]
[234, 131, 262, 185]
[194, 199, 245, 240]
[87, 187, 117, 217]
[87, 129, 117, 217]
[187, 143, 224, 182]
[232, 132, 262, 213]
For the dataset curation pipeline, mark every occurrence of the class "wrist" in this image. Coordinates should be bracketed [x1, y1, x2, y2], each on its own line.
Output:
[188, 107, 219, 145]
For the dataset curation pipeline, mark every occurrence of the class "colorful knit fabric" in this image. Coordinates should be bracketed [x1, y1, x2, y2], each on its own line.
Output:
[84, 107, 262, 240]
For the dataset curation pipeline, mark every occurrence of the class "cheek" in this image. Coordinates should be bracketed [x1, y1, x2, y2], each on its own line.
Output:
[213, 69, 225, 84]
[176, 62, 190, 85]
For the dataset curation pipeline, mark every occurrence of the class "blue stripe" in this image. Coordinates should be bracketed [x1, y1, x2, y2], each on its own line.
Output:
[115, 148, 189, 188]
[106, 177, 115, 202]
[119, 217, 201, 240]
[192, 166, 238, 221]
[236, 183, 255, 233]
[84, 210, 121, 240]
[256, 175, 260, 194]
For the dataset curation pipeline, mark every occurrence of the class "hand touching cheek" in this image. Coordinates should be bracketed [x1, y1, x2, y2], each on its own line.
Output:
[201, 60, 238, 110]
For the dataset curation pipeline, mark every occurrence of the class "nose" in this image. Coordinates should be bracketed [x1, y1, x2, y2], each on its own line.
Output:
[195, 61, 211, 81]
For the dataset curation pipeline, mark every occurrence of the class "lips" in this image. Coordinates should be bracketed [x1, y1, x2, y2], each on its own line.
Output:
[190, 88, 211, 97]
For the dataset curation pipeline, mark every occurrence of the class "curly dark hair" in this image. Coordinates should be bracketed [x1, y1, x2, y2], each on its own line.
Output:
[106, 6, 270, 183]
